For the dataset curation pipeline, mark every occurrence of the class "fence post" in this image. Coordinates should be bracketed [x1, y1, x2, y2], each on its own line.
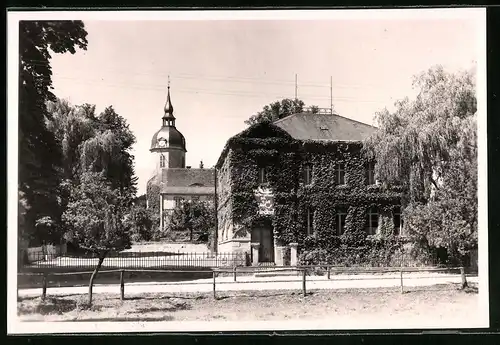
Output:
[400, 268, 404, 294]
[213, 270, 217, 299]
[233, 266, 237, 282]
[302, 268, 306, 297]
[327, 266, 331, 280]
[42, 273, 47, 300]
[460, 267, 468, 289]
[120, 270, 125, 300]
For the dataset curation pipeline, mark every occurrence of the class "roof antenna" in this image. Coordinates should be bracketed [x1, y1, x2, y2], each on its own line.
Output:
[330, 76, 333, 114]
[295, 74, 298, 100]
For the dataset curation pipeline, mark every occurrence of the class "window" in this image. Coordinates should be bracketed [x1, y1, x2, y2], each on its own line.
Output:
[258, 166, 269, 184]
[335, 163, 345, 185]
[160, 155, 166, 168]
[174, 197, 184, 208]
[303, 164, 313, 185]
[336, 207, 347, 235]
[365, 207, 379, 234]
[366, 162, 375, 185]
[393, 206, 402, 235]
[306, 208, 314, 235]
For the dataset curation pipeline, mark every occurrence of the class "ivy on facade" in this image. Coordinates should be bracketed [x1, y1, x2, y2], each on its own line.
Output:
[218, 122, 412, 266]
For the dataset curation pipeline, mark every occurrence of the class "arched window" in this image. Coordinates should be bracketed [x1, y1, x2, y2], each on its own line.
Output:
[160, 155, 166, 168]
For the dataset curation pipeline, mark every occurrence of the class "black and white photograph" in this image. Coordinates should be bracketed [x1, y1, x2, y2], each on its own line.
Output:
[7, 8, 488, 333]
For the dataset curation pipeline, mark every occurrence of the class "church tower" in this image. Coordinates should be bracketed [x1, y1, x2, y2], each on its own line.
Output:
[150, 83, 186, 170]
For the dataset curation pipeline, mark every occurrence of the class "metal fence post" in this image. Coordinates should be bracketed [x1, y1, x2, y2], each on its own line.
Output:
[302, 268, 306, 297]
[233, 266, 237, 282]
[42, 273, 47, 300]
[460, 267, 468, 289]
[213, 270, 217, 299]
[120, 270, 125, 300]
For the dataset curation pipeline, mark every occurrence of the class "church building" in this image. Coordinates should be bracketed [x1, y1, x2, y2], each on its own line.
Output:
[146, 85, 215, 232]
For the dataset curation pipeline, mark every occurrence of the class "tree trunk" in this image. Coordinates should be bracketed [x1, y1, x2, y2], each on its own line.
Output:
[88, 254, 106, 306]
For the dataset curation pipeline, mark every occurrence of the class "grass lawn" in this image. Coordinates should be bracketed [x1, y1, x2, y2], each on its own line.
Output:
[17, 283, 478, 323]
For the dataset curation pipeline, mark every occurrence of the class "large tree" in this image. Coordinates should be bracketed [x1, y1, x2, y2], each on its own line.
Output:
[363, 65, 477, 264]
[19, 21, 88, 245]
[47, 99, 138, 214]
[244, 98, 319, 126]
[80, 105, 138, 206]
[62, 171, 131, 305]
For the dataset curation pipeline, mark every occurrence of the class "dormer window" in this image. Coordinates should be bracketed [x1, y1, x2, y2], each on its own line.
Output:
[303, 164, 313, 185]
[160, 154, 166, 168]
[258, 166, 269, 184]
[335, 162, 345, 185]
[366, 162, 376, 185]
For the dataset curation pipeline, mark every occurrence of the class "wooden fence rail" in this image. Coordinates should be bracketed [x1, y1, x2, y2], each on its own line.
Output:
[19, 265, 468, 303]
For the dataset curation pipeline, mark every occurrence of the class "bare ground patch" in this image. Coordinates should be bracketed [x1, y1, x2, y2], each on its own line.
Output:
[17, 283, 479, 322]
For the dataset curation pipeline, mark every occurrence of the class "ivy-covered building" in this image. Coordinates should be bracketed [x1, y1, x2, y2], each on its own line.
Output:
[146, 85, 215, 232]
[215, 111, 403, 265]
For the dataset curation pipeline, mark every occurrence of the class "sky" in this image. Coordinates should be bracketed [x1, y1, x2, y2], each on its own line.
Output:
[46, 11, 483, 195]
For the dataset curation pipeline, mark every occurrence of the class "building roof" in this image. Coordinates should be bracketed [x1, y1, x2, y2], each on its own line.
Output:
[273, 112, 376, 141]
[161, 168, 215, 188]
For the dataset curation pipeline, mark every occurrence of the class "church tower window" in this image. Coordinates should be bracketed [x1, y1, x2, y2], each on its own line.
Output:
[160, 154, 166, 168]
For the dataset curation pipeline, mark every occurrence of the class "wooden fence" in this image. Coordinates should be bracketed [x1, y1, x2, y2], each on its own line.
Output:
[18, 265, 469, 303]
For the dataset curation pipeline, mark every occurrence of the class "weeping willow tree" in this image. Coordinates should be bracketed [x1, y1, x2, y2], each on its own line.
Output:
[364, 65, 477, 264]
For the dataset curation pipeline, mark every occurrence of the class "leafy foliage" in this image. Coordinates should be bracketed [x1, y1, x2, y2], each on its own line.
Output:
[244, 98, 319, 126]
[19, 21, 88, 246]
[62, 172, 131, 254]
[167, 200, 216, 243]
[125, 204, 160, 242]
[363, 65, 477, 264]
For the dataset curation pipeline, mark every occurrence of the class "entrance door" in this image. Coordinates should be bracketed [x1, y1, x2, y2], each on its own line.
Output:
[251, 224, 275, 263]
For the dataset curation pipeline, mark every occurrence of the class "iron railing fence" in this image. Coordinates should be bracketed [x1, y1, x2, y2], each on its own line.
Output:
[22, 251, 250, 270]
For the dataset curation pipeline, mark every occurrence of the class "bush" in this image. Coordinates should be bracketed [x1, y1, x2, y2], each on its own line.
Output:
[298, 235, 405, 267]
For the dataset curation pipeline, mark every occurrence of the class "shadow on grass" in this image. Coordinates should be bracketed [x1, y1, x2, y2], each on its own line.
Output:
[18, 297, 77, 315]
[124, 295, 206, 301]
[60, 316, 175, 322]
[134, 302, 191, 313]
[215, 291, 315, 300]
[463, 285, 479, 294]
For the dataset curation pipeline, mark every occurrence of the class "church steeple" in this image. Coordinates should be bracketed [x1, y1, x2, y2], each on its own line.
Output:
[162, 77, 175, 127]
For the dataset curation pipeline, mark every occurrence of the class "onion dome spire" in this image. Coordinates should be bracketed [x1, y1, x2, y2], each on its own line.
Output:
[163, 76, 174, 118]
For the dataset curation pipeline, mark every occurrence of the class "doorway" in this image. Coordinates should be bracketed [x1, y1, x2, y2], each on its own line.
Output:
[251, 221, 275, 263]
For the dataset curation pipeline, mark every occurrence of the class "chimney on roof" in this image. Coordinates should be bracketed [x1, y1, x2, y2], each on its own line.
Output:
[186, 166, 191, 169]
[199, 160, 204, 169]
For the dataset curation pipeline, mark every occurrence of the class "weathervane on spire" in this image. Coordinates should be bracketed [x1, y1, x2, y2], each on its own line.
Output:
[168, 75, 170, 89]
